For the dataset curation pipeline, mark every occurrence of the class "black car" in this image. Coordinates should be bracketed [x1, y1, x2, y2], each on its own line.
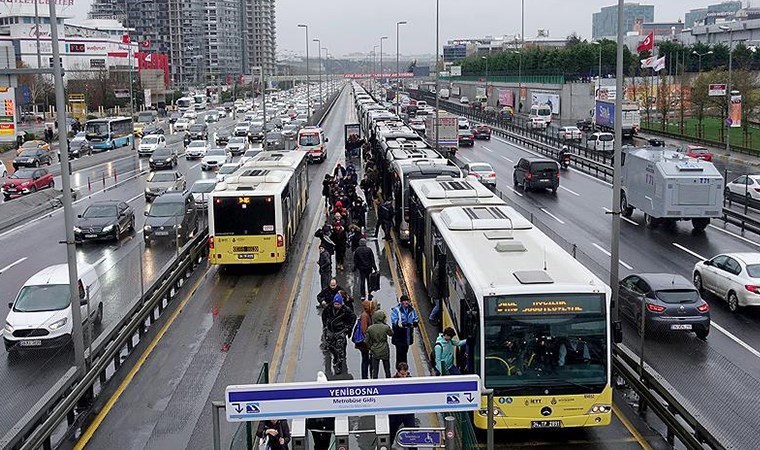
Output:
[142, 124, 165, 136]
[513, 157, 560, 193]
[74, 200, 135, 243]
[248, 123, 265, 142]
[215, 129, 232, 146]
[13, 148, 52, 169]
[149, 147, 178, 170]
[143, 192, 198, 247]
[187, 124, 208, 141]
[265, 131, 286, 150]
[169, 112, 182, 124]
[619, 273, 710, 340]
[457, 130, 474, 147]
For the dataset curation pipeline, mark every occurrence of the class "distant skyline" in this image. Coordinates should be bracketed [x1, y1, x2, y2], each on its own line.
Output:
[63, 0, 731, 57]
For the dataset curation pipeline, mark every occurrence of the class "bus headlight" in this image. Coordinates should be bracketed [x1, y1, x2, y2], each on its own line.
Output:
[478, 407, 503, 417]
[587, 404, 611, 414]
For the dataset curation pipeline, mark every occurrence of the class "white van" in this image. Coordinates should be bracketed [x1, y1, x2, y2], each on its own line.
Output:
[586, 132, 615, 153]
[297, 126, 329, 163]
[529, 104, 553, 125]
[4, 263, 103, 354]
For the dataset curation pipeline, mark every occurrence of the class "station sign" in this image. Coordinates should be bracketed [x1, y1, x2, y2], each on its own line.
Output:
[225, 375, 480, 422]
[708, 84, 727, 97]
[396, 428, 444, 448]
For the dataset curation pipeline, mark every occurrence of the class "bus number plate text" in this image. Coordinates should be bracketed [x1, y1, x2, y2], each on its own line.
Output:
[531, 420, 562, 429]
[237, 254, 256, 260]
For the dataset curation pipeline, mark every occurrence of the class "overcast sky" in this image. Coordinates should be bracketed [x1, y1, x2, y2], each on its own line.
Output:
[70, 1, 720, 57]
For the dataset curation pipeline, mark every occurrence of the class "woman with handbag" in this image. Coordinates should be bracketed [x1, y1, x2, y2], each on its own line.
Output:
[255, 419, 291, 450]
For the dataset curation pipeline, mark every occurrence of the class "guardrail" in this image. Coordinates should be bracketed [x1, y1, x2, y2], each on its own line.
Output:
[1, 230, 209, 450]
[640, 126, 760, 158]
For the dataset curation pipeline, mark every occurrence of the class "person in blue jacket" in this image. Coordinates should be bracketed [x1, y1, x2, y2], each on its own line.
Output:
[391, 295, 419, 365]
[434, 327, 467, 375]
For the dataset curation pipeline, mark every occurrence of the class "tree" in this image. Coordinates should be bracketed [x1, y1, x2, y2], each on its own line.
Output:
[16, 61, 53, 111]
[731, 70, 760, 146]
[691, 69, 727, 139]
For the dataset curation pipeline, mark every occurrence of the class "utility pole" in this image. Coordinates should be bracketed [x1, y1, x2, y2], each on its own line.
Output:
[313, 39, 322, 107]
[298, 24, 310, 122]
[48, 0, 85, 374]
[435, 0, 440, 153]
[609, 0, 624, 323]
[720, 25, 734, 155]
[396, 21, 407, 115]
[380, 36, 388, 84]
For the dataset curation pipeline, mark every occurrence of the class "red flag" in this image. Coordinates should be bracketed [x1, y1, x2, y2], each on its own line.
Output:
[636, 32, 654, 53]
[141, 39, 151, 49]
[121, 33, 131, 44]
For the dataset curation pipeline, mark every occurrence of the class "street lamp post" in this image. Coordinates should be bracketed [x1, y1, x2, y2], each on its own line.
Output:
[313, 38, 322, 107]
[435, 0, 440, 153]
[518, 0, 525, 112]
[373, 45, 379, 91]
[481, 56, 489, 98]
[610, 0, 625, 324]
[719, 25, 733, 155]
[396, 21, 407, 115]
[380, 36, 388, 84]
[323, 48, 330, 98]
[692, 50, 713, 72]
[298, 24, 310, 122]
[592, 41, 602, 80]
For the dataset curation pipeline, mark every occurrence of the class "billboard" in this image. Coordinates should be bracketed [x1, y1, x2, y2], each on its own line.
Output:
[729, 92, 741, 128]
[450, 66, 462, 77]
[530, 91, 560, 114]
[143, 89, 152, 109]
[708, 84, 727, 97]
[497, 89, 514, 107]
[0, 87, 16, 142]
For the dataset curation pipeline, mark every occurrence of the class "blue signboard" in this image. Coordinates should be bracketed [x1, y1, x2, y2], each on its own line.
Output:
[226, 375, 481, 422]
[396, 429, 444, 447]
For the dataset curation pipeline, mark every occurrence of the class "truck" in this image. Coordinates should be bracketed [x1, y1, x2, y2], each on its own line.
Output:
[593, 100, 640, 138]
[620, 147, 724, 232]
[424, 112, 459, 157]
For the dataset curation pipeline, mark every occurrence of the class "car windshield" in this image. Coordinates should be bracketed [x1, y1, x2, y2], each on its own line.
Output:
[142, 137, 159, 145]
[532, 162, 558, 172]
[299, 134, 320, 146]
[191, 182, 216, 193]
[137, 114, 154, 122]
[13, 284, 71, 312]
[188, 141, 206, 148]
[83, 204, 117, 218]
[655, 289, 700, 304]
[189, 125, 205, 132]
[470, 164, 492, 172]
[249, 124, 263, 132]
[747, 264, 760, 278]
[243, 150, 259, 157]
[237, 122, 250, 128]
[9, 169, 36, 179]
[207, 150, 227, 157]
[74, 132, 87, 139]
[599, 134, 614, 142]
[149, 201, 184, 217]
[229, 137, 246, 144]
[18, 150, 38, 157]
[148, 172, 176, 183]
[21, 142, 39, 149]
[153, 148, 172, 157]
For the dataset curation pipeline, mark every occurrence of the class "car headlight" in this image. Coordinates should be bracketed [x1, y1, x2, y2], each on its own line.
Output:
[149, 158, 154, 163]
[165, 158, 173, 162]
[103, 225, 114, 233]
[144, 225, 152, 231]
[174, 224, 182, 229]
[49, 317, 68, 330]
[74, 226, 82, 233]
[145, 187, 151, 193]
[5, 321, 13, 333]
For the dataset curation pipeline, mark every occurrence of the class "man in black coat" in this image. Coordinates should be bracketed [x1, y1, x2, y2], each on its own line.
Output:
[353, 238, 377, 299]
[317, 245, 332, 290]
[321, 294, 356, 374]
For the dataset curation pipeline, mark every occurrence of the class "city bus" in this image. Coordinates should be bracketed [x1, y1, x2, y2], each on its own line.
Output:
[84, 117, 133, 151]
[208, 151, 308, 265]
[425, 204, 617, 431]
[193, 94, 208, 111]
[176, 96, 194, 112]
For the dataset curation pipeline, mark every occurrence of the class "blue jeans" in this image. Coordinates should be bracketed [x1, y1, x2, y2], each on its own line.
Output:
[429, 299, 441, 322]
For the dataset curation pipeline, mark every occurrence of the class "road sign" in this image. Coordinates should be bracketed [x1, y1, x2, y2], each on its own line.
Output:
[396, 429, 444, 448]
[709, 84, 727, 97]
[225, 375, 480, 422]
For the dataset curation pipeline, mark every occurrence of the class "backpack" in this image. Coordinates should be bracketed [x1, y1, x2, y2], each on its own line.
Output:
[351, 318, 365, 345]
[429, 342, 443, 376]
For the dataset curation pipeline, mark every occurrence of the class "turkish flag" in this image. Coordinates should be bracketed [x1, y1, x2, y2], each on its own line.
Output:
[121, 33, 131, 44]
[141, 39, 151, 49]
[636, 32, 654, 53]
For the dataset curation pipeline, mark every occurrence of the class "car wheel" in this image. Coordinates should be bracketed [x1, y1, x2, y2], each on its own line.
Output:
[94, 303, 103, 325]
[34, 161, 39, 167]
[47, 181, 54, 189]
[696, 327, 709, 340]
[3, 195, 10, 201]
[727, 291, 740, 313]
[621, 192, 634, 218]
[693, 272, 704, 293]
[551, 187, 557, 195]
[128, 217, 135, 232]
[522, 181, 529, 192]
[30, 186, 36, 193]
[113, 226, 121, 242]
[513, 175, 519, 187]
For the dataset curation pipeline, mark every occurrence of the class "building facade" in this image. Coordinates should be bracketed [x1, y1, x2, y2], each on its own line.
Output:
[592, 3, 655, 39]
[251, 0, 275, 75]
[684, 2, 742, 28]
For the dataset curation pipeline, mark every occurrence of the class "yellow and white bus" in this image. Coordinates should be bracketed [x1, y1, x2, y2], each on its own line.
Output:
[208, 151, 308, 265]
[426, 204, 617, 430]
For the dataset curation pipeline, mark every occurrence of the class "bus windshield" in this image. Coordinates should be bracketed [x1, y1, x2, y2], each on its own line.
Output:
[483, 294, 607, 396]
[213, 196, 275, 235]
[177, 98, 192, 108]
[85, 122, 109, 138]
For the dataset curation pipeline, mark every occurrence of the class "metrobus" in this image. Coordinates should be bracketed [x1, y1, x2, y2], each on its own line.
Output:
[208, 151, 308, 265]
[390, 159, 461, 243]
[193, 94, 208, 111]
[408, 177, 504, 286]
[176, 96, 194, 112]
[424, 204, 615, 430]
[84, 117, 133, 151]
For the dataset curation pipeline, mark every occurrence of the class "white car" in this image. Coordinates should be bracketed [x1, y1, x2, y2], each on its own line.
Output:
[239, 148, 263, 165]
[137, 134, 167, 157]
[458, 117, 470, 130]
[216, 107, 228, 118]
[174, 118, 192, 132]
[234, 122, 251, 137]
[409, 118, 425, 134]
[558, 126, 583, 142]
[185, 140, 208, 160]
[182, 111, 198, 120]
[694, 253, 760, 312]
[205, 112, 219, 123]
[586, 132, 614, 153]
[201, 148, 232, 171]
[190, 179, 217, 209]
[216, 163, 241, 182]
[725, 174, 760, 203]
[460, 96, 469, 104]
[462, 162, 497, 188]
[527, 117, 547, 130]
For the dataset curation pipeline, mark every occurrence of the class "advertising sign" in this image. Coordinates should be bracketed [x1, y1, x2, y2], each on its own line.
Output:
[114, 88, 130, 99]
[0, 87, 16, 142]
[143, 88, 152, 109]
[729, 92, 742, 128]
[530, 91, 561, 114]
[498, 89, 514, 107]
[450, 66, 462, 77]
[709, 84, 727, 97]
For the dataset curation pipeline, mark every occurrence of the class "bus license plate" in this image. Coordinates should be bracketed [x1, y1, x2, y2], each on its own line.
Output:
[237, 254, 256, 260]
[531, 420, 562, 429]
[19, 339, 42, 347]
[671, 324, 692, 330]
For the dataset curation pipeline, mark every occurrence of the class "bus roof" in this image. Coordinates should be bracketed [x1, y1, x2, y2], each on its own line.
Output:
[86, 116, 131, 123]
[430, 205, 608, 297]
[214, 169, 294, 196]
[409, 178, 499, 209]
[387, 145, 444, 161]
[242, 150, 306, 171]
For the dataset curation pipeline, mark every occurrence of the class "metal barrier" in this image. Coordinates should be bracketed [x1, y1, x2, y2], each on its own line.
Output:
[640, 125, 760, 158]
[1, 230, 209, 450]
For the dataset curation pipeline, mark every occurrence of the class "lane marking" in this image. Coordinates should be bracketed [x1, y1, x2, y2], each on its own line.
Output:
[505, 186, 524, 197]
[126, 193, 143, 204]
[671, 243, 706, 261]
[499, 155, 514, 163]
[74, 265, 212, 449]
[708, 224, 760, 248]
[481, 146, 494, 153]
[591, 243, 634, 270]
[460, 155, 471, 163]
[559, 185, 580, 196]
[711, 322, 760, 359]
[0, 257, 27, 274]
[189, 162, 202, 170]
[540, 207, 565, 225]
[612, 405, 654, 450]
[603, 207, 639, 226]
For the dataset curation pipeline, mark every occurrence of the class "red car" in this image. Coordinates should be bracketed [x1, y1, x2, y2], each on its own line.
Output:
[473, 124, 491, 140]
[684, 145, 713, 162]
[458, 130, 474, 147]
[1, 167, 54, 200]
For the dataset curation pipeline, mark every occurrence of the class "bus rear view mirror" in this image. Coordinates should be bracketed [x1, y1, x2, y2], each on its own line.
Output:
[612, 320, 623, 344]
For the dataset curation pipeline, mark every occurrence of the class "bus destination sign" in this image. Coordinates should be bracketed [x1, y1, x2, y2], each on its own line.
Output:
[489, 294, 604, 316]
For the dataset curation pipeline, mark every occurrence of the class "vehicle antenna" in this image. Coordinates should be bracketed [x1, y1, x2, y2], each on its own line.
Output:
[543, 244, 548, 271]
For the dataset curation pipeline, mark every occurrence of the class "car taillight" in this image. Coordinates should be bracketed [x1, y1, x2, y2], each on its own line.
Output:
[488, 173, 496, 178]
[556, 172, 561, 179]
[526, 172, 533, 180]
[276, 234, 284, 247]
[754, 188, 760, 193]
[746, 285, 760, 294]
[697, 301, 710, 313]
[646, 303, 665, 313]
[208, 236, 214, 250]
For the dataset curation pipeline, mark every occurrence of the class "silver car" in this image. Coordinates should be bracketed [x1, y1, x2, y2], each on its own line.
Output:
[189, 179, 216, 209]
[462, 162, 497, 188]
[693, 253, 760, 312]
[144, 170, 186, 202]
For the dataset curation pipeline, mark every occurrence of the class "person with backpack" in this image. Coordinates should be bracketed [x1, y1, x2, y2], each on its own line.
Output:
[434, 327, 467, 376]
[365, 309, 393, 379]
[352, 299, 377, 379]
[255, 419, 291, 450]
[391, 295, 419, 365]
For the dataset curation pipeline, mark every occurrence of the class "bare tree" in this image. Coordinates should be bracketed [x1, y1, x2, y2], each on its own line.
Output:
[16, 61, 53, 113]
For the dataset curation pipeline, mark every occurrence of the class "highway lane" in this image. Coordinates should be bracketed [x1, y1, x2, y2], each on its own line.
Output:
[457, 134, 760, 448]
[0, 113, 239, 437]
